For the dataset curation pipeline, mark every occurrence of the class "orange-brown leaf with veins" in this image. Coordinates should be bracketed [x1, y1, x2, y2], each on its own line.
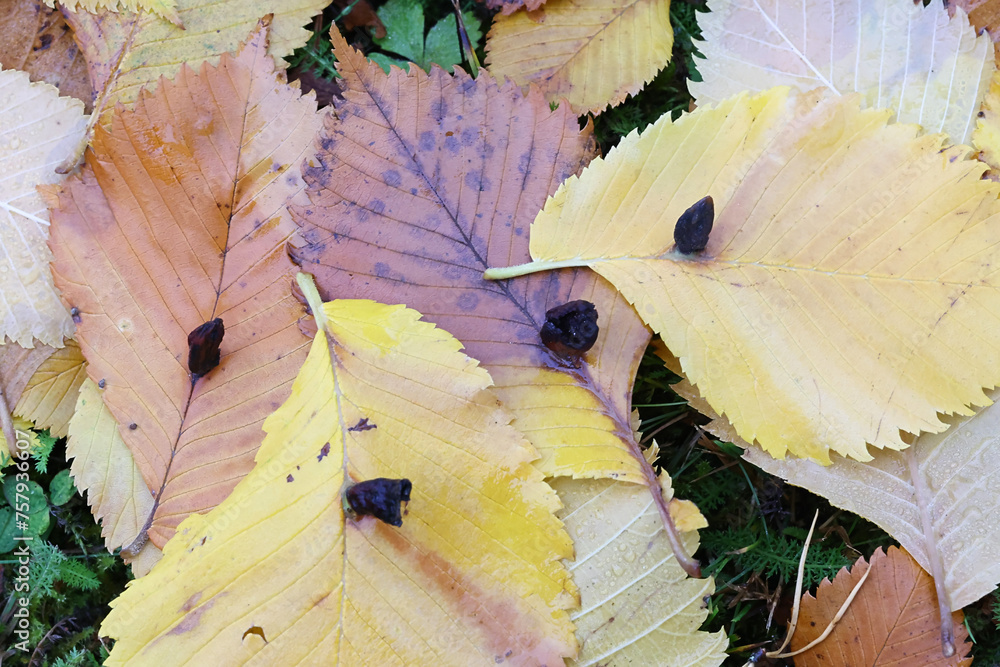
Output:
[792, 547, 971, 666]
[47, 21, 317, 548]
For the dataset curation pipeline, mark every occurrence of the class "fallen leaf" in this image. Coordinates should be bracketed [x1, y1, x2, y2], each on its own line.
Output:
[0, 68, 85, 347]
[62, 0, 327, 135]
[48, 22, 317, 547]
[0, 0, 92, 109]
[15, 338, 87, 437]
[662, 345, 1000, 614]
[690, 0, 994, 145]
[555, 476, 726, 666]
[101, 295, 577, 665]
[54, 0, 180, 25]
[0, 339, 57, 446]
[67, 379, 155, 555]
[486, 0, 673, 114]
[488, 87, 1000, 463]
[790, 547, 971, 666]
[293, 27, 652, 486]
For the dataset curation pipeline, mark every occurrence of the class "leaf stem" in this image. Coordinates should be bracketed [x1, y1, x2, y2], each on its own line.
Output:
[297, 272, 329, 332]
[483, 258, 591, 280]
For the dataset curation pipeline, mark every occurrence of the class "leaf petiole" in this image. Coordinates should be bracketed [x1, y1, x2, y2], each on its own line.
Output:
[483, 258, 590, 280]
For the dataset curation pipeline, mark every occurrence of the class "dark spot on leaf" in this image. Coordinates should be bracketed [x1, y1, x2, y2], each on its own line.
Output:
[98, 379, 106, 389]
[410, 188, 418, 195]
[374, 262, 391, 278]
[348, 418, 377, 432]
[129, 423, 137, 430]
[431, 99, 448, 121]
[540, 300, 599, 362]
[371, 199, 386, 215]
[457, 291, 479, 311]
[242, 625, 267, 643]
[674, 195, 714, 254]
[980, 111, 987, 118]
[345, 478, 412, 526]
[35, 34, 53, 51]
[318, 442, 331, 462]
[70, 306, 81, 323]
[383, 170, 402, 187]
[286, 474, 294, 482]
[445, 136, 460, 153]
[188, 318, 224, 378]
[465, 172, 490, 191]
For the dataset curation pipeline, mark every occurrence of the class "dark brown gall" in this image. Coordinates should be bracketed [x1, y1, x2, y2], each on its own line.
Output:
[674, 195, 714, 254]
[187, 318, 225, 378]
[345, 478, 412, 527]
[540, 300, 599, 361]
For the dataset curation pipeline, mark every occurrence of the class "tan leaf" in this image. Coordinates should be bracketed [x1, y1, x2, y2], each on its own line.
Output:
[0, 68, 85, 347]
[486, 0, 673, 114]
[15, 338, 87, 437]
[691, 0, 994, 145]
[0, 0, 92, 109]
[791, 547, 971, 666]
[951, 0, 1000, 49]
[48, 22, 317, 547]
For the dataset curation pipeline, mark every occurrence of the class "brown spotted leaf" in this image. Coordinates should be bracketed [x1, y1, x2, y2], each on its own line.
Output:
[293, 27, 653, 488]
[792, 547, 971, 666]
[48, 22, 317, 548]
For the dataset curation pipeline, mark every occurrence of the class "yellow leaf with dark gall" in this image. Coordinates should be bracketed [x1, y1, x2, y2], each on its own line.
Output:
[489, 87, 1000, 463]
[101, 294, 577, 665]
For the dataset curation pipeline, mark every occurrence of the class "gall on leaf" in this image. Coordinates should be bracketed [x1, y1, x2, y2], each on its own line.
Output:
[674, 195, 714, 254]
[539, 300, 599, 363]
[344, 478, 412, 527]
[187, 318, 224, 379]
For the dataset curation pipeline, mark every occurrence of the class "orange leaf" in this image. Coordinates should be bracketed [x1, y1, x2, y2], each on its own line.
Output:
[951, 0, 1000, 54]
[791, 547, 971, 666]
[0, 0, 93, 110]
[47, 20, 318, 548]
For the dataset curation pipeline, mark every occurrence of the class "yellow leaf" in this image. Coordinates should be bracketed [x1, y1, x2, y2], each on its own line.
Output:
[691, 0, 994, 145]
[67, 379, 155, 555]
[15, 339, 87, 438]
[486, 0, 673, 114]
[487, 88, 1000, 462]
[0, 69, 85, 347]
[666, 354, 1000, 612]
[52, 0, 180, 25]
[61, 0, 327, 143]
[554, 477, 726, 666]
[0, 418, 40, 461]
[101, 294, 577, 664]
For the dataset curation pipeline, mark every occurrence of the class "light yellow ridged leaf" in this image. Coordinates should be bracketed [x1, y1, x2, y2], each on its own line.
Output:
[67, 379, 156, 559]
[485, 0, 673, 114]
[0, 69, 85, 346]
[52, 0, 180, 25]
[691, 0, 994, 145]
[15, 339, 87, 437]
[489, 87, 1000, 463]
[556, 477, 726, 666]
[101, 297, 577, 665]
[61, 0, 328, 145]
